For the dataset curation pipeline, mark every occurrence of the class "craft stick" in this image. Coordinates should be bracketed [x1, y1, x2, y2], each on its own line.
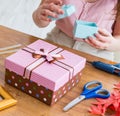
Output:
[0, 44, 21, 51]
[0, 49, 20, 55]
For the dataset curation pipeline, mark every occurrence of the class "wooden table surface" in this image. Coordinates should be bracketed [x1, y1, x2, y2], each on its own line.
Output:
[0, 25, 120, 116]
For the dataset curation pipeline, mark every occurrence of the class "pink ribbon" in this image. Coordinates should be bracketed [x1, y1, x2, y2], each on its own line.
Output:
[32, 49, 64, 63]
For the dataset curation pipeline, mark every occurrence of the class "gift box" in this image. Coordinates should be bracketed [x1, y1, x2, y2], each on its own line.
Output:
[73, 20, 98, 39]
[48, 4, 75, 20]
[5, 40, 86, 105]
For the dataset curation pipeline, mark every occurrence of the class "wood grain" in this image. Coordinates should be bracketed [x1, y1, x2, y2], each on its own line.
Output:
[0, 25, 120, 116]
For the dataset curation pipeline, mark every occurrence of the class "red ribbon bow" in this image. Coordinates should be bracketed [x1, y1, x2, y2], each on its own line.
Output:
[32, 49, 64, 63]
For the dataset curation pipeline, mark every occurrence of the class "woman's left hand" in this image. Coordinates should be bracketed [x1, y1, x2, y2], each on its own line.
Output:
[84, 28, 116, 51]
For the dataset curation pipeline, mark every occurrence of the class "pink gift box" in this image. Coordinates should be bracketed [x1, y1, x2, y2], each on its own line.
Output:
[5, 40, 86, 105]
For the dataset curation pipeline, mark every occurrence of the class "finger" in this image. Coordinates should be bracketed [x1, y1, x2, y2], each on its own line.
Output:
[87, 37, 108, 49]
[53, 0, 63, 5]
[41, 3, 50, 9]
[94, 33, 108, 42]
[84, 37, 97, 47]
[39, 15, 51, 21]
[46, 0, 63, 5]
[42, 3, 63, 14]
[37, 11, 51, 21]
[98, 28, 111, 36]
[85, 37, 103, 49]
[49, 3, 64, 14]
[41, 9, 58, 18]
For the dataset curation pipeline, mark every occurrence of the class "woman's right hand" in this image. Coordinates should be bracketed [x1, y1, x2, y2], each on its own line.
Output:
[33, 0, 63, 27]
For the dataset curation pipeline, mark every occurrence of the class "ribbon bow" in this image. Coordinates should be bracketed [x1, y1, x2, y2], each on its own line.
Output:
[32, 49, 64, 63]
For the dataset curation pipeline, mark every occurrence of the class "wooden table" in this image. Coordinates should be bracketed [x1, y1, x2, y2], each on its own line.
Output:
[0, 25, 120, 116]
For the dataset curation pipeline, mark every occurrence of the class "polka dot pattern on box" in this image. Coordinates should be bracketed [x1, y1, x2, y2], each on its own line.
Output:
[5, 69, 81, 105]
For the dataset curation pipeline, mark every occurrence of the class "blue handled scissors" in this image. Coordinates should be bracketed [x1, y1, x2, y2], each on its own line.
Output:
[63, 80, 110, 111]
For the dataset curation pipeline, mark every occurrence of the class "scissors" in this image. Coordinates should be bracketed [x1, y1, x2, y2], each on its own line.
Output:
[63, 80, 110, 111]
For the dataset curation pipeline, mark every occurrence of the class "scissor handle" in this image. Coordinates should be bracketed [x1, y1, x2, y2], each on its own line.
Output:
[81, 81, 102, 95]
[81, 81, 110, 99]
[85, 89, 110, 99]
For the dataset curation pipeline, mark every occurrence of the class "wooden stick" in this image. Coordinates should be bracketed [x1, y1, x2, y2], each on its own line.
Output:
[0, 49, 20, 55]
[0, 44, 21, 51]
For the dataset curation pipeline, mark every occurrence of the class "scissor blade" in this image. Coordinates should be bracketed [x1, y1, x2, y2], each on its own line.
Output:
[63, 95, 85, 111]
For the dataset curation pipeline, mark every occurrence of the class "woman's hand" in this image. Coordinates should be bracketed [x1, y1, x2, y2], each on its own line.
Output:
[84, 28, 117, 51]
[33, 0, 63, 27]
